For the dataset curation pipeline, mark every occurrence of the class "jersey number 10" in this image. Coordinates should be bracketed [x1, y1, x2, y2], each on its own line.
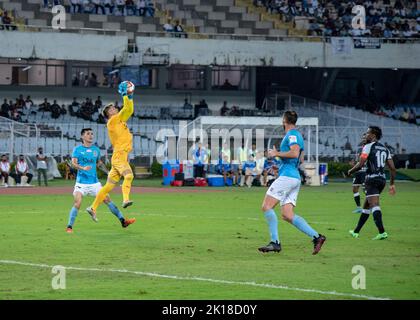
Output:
[375, 151, 387, 168]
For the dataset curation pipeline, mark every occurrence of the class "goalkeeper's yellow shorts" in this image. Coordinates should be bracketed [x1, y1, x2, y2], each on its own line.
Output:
[108, 150, 132, 182]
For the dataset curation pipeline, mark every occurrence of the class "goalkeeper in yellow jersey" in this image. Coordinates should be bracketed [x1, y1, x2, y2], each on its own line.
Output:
[86, 81, 136, 222]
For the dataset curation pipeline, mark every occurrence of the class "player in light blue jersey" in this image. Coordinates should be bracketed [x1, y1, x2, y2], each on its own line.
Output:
[258, 111, 326, 255]
[66, 128, 136, 233]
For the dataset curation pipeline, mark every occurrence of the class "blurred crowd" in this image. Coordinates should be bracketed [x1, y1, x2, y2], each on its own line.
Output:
[254, 0, 420, 38]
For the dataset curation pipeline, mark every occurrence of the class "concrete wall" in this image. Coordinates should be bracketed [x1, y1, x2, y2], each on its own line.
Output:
[136, 37, 420, 69]
[0, 31, 128, 62]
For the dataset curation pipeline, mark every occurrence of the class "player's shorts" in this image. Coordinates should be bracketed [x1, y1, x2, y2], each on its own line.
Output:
[365, 177, 386, 198]
[265, 176, 301, 206]
[108, 150, 132, 182]
[73, 182, 102, 197]
[352, 171, 366, 186]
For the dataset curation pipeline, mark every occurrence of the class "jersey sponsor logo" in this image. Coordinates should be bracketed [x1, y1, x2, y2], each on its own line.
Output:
[289, 135, 297, 143]
[87, 149, 92, 153]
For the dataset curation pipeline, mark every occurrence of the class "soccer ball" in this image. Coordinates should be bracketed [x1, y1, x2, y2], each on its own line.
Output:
[123, 80, 135, 95]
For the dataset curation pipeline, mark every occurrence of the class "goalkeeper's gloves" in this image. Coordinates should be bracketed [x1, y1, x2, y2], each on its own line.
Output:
[118, 82, 133, 100]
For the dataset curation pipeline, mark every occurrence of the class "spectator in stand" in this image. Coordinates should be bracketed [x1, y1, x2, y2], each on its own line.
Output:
[72, 74, 80, 86]
[0, 99, 10, 118]
[163, 18, 174, 33]
[408, 108, 417, 124]
[104, 0, 115, 14]
[60, 104, 67, 115]
[95, 96, 103, 112]
[137, 0, 146, 16]
[36, 147, 48, 187]
[220, 101, 230, 116]
[400, 107, 410, 122]
[69, 97, 79, 116]
[2, 11, 16, 31]
[173, 20, 187, 38]
[11, 109, 22, 122]
[14, 154, 33, 186]
[125, 0, 136, 15]
[39, 98, 51, 112]
[221, 79, 234, 90]
[16, 94, 25, 108]
[91, 0, 104, 15]
[89, 73, 98, 87]
[14, 98, 24, 116]
[8, 99, 15, 113]
[0, 154, 15, 187]
[70, 0, 82, 14]
[145, 0, 155, 17]
[25, 96, 35, 115]
[115, 0, 126, 16]
[387, 105, 399, 119]
[51, 100, 61, 119]
[309, 19, 323, 36]
[383, 23, 393, 38]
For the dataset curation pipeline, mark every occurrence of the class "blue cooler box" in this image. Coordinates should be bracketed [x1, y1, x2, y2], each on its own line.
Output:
[207, 175, 224, 187]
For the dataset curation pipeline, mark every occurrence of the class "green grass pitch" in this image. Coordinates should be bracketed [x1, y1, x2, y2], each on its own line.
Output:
[0, 180, 419, 300]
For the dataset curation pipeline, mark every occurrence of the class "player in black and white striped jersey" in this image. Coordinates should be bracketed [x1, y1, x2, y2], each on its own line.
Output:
[347, 126, 396, 240]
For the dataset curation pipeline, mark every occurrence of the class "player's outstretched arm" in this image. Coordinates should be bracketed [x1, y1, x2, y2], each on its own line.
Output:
[118, 82, 134, 122]
[118, 95, 134, 122]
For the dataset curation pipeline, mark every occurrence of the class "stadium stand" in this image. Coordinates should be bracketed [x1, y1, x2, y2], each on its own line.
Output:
[254, 0, 420, 38]
[1, 0, 419, 40]
[0, 0, 292, 38]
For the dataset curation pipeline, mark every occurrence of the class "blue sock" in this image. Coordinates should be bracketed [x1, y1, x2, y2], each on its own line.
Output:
[264, 209, 279, 243]
[292, 214, 319, 239]
[67, 207, 78, 227]
[106, 202, 125, 222]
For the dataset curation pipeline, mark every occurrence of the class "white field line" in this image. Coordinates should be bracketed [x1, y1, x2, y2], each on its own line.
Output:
[0, 259, 390, 300]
